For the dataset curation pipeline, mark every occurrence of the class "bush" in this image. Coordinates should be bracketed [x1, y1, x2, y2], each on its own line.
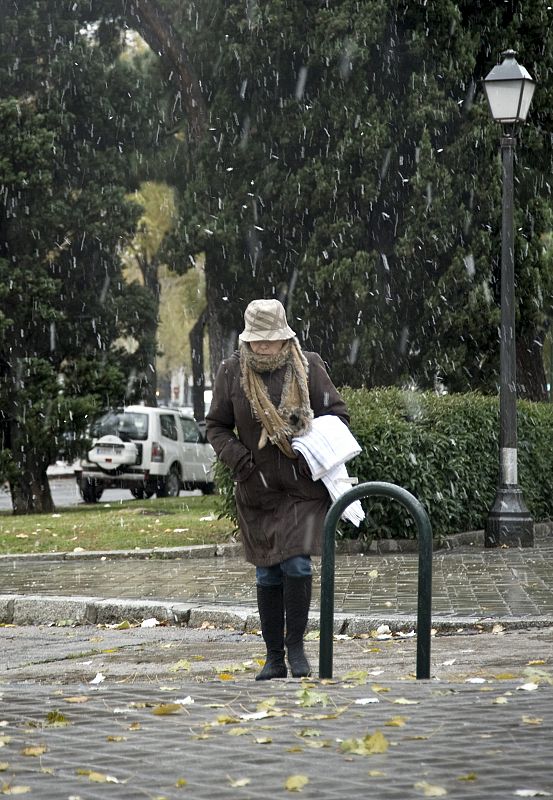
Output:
[342, 387, 553, 541]
[213, 388, 553, 541]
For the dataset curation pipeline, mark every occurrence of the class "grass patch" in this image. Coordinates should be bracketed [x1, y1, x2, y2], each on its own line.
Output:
[0, 496, 234, 555]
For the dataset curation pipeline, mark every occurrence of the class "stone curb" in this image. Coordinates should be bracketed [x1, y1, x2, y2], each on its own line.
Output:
[1, 593, 551, 632]
[0, 533, 490, 562]
[1, 522, 549, 563]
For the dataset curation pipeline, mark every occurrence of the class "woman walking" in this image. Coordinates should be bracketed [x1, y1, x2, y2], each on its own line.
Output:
[206, 299, 349, 680]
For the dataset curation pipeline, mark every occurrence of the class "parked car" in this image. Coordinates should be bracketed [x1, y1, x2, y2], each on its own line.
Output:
[75, 406, 215, 503]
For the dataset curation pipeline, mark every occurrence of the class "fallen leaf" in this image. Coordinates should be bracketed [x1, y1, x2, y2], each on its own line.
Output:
[370, 685, 390, 694]
[298, 729, 321, 738]
[255, 737, 272, 744]
[368, 770, 386, 777]
[343, 670, 368, 685]
[492, 623, 505, 634]
[523, 668, 553, 686]
[168, 660, 190, 673]
[21, 746, 47, 757]
[128, 722, 141, 731]
[304, 740, 331, 749]
[227, 777, 251, 788]
[522, 716, 542, 726]
[285, 774, 309, 792]
[385, 716, 407, 727]
[414, 780, 448, 796]
[227, 728, 249, 737]
[295, 689, 328, 708]
[340, 730, 389, 756]
[175, 778, 187, 788]
[393, 698, 419, 705]
[217, 673, 235, 681]
[76, 769, 120, 783]
[493, 697, 509, 705]
[517, 683, 538, 692]
[256, 697, 278, 710]
[527, 660, 545, 666]
[1, 785, 31, 795]
[45, 711, 69, 727]
[0, 738, 11, 747]
[152, 704, 182, 716]
[304, 631, 320, 641]
[63, 696, 88, 704]
[216, 714, 240, 725]
[458, 773, 477, 781]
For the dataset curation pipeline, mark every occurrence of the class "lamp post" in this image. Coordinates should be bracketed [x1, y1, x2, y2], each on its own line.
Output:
[483, 50, 536, 548]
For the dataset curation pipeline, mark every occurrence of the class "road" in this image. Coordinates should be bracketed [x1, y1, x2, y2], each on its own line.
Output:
[0, 475, 202, 512]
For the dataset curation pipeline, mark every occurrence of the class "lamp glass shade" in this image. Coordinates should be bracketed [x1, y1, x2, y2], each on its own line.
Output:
[483, 52, 536, 123]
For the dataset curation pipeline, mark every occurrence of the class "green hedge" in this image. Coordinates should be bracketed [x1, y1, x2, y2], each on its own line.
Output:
[214, 388, 553, 541]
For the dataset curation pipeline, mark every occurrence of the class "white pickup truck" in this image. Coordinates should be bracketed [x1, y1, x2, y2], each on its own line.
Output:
[75, 405, 215, 503]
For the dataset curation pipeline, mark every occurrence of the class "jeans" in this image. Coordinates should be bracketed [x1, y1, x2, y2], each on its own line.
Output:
[256, 555, 312, 587]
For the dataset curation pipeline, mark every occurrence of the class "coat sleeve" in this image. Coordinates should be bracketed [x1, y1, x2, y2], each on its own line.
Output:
[308, 353, 350, 426]
[205, 360, 256, 481]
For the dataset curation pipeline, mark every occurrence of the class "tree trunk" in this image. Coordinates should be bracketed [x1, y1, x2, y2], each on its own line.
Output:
[204, 251, 240, 378]
[516, 328, 548, 401]
[138, 254, 159, 406]
[9, 422, 54, 514]
[189, 309, 207, 421]
[123, 0, 207, 142]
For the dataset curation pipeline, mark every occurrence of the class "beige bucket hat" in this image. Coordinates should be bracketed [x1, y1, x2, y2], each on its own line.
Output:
[239, 299, 296, 342]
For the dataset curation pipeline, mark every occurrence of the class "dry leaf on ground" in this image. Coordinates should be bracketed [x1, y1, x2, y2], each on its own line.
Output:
[414, 781, 448, 796]
[285, 775, 309, 792]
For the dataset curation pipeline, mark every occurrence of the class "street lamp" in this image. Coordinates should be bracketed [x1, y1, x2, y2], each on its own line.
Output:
[483, 50, 536, 548]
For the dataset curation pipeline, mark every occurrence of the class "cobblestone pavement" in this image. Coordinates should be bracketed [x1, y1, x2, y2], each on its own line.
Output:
[0, 530, 552, 624]
[0, 671, 552, 799]
[1, 527, 552, 798]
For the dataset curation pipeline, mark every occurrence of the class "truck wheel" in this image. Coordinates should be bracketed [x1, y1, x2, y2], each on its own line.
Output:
[157, 467, 181, 498]
[130, 487, 155, 500]
[82, 478, 103, 503]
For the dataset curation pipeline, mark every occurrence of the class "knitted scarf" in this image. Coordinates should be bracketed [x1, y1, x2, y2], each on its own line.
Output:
[240, 338, 313, 458]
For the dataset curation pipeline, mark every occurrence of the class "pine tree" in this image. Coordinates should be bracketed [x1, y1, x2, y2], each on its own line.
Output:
[0, 2, 155, 511]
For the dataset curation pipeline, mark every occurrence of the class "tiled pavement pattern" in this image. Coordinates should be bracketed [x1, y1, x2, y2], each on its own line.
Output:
[0, 677, 551, 799]
[0, 530, 552, 622]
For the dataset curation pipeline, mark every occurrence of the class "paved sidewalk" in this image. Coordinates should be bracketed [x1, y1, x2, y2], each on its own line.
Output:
[1, 530, 553, 798]
[1, 673, 552, 799]
[0, 529, 552, 631]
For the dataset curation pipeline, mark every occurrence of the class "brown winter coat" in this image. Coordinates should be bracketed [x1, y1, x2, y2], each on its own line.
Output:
[206, 350, 349, 566]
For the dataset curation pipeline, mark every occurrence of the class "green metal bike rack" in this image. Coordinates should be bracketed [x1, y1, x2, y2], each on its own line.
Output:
[319, 481, 433, 680]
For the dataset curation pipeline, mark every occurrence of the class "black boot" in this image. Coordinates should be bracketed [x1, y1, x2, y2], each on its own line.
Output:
[284, 575, 312, 678]
[255, 585, 287, 681]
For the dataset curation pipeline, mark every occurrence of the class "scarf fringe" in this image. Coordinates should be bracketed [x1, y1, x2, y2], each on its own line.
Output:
[240, 339, 313, 458]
